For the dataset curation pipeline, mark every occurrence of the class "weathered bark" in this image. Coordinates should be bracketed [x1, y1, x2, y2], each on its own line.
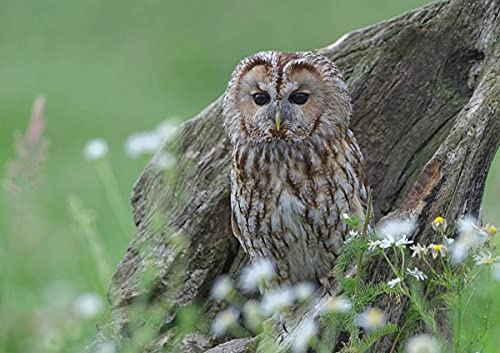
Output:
[87, 0, 499, 352]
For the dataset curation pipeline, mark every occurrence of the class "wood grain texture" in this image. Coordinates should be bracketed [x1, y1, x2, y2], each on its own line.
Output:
[86, 0, 499, 352]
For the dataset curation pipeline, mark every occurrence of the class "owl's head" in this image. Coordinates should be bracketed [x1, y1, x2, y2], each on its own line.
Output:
[223, 51, 351, 145]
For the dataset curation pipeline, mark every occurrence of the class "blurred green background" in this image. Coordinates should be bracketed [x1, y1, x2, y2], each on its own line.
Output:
[0, 0, 498, 352]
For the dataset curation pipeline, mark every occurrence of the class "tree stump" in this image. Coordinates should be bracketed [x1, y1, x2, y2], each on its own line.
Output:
[87, 0, 499, 352]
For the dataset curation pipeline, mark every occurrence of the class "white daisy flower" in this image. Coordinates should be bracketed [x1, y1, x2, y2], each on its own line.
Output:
[210, 275, 233, 301]
[484, 224, 497, 236]
[375, 218, 416, 249]
[405, 334, 440, 353]
[260, 286, 295, 316]
[410, 244, 428, 259]
[321, 296, 353, 314]
[428, 244, 447, 259]
[156, 120, 178, 141]
[368, 240, 382, 250]
[239, 258, 276, 293]
[356, 307, 386, 331]
[457, 216, 478, 236]
[378, 218, 416, 240]
[473, 251, 500, 266]
[292, 318, 318, 353]
[211, 307, 239, 337]
[406, 267, 427, 281]
[387, 277, 402, 288]
[379, 233, 413, 249]
[84, 139, 109, 161]
[431, 216, 447, 233]
[72, 292, 104, 319]
[124, 131, 162, 159]
[345, 229, 360, 243]
[452, 217, 486, 264]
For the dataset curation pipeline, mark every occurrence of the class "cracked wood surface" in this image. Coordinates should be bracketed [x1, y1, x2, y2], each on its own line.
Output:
[87, 0, 499, 352]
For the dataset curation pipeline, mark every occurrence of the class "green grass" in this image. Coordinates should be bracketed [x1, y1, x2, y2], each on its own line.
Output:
[0, 0, 498, 352]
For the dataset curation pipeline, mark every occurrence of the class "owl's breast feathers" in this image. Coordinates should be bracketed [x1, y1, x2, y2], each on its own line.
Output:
[230, 130, 368, 284]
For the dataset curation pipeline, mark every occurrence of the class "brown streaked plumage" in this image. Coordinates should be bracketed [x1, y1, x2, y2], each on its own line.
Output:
[223, 51, 369, 286]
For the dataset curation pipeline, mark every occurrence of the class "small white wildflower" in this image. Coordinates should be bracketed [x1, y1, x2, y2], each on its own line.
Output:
[484, 224, 497, 236]
[154, 152, 176, 171]
[84, 139, 109, 161]
[292, 318, 318, 353]
[378, 218, 416, 240]
[368, 239, 382, 250]
[345, 230, 360, 243]
[342, 213, 350, 220]
[410, 244, 428, 259]
[210, 275, 233, 301]
[321, 296, 353, 314]
[406, 267, 427, 281]
[376, 217, 415, 249]
[239, 258, 276, 293]
[387, 277, 402, 288]
[72, 292, 104, 319]
[96, 341, 116, 353]
[428, 244, 447, 259]
[452, 217, 486, 265]
[457, 216, 478, 237]
[473, 251, 500, 266]
[156, 120, 178, 141]
[124, 132, 162, 158]
[211, 307, 239, 337]
[380, 234, 413, 249]
[294, 282, 316, 302]
[260, 286, 295, 316]
[356, 307, 386, 331]
[405, 334, 440, 353]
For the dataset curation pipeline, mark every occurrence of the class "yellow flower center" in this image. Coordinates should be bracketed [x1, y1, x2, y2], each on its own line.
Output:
[488, 226, 497, 235]
[485, 257, 494, 265]
[433, 244, 443, 251]
[433, 216, 445, 224]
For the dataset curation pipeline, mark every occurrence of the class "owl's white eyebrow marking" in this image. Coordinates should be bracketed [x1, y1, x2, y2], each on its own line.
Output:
[257, 83, 267, 91]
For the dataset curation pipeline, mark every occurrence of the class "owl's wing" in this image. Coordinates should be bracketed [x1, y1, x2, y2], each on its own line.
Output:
[345, 129, 372, 227]
[231, 210, 242, 239]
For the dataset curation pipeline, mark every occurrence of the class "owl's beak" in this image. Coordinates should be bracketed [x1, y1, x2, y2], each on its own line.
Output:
[275, 111, 281, 131]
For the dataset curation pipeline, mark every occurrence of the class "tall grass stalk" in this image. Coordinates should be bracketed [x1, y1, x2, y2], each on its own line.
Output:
[94, 158, 131, 238]
[68, 196, 111, 292]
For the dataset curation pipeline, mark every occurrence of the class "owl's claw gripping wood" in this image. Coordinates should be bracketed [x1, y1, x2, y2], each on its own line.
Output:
[223, 51, 369, 286]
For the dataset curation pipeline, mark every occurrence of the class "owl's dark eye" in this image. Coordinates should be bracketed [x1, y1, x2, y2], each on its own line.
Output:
[290, 92, 309, 105]
[253, 92, 270, 106]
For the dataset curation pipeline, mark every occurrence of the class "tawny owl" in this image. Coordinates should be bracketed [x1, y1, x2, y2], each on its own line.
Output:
[223, 51, 368, 286]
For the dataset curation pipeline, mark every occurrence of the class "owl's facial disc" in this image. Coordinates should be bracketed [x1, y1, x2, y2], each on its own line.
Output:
[236, 61, 326, 143]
